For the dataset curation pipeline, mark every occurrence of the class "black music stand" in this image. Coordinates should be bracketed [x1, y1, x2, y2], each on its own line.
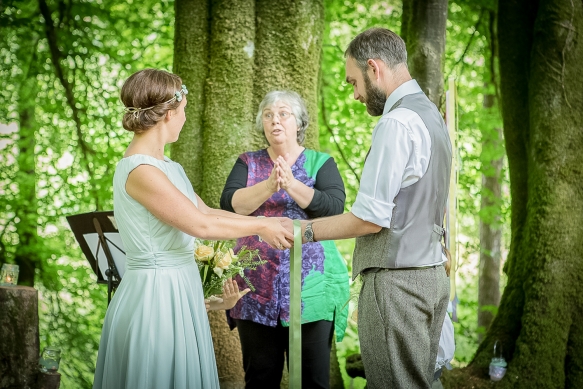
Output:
[66, 211, 125, 305]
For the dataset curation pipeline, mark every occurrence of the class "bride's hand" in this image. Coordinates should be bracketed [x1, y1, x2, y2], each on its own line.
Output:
[205, 279, 250, 312]
[258, 217, 294, 249]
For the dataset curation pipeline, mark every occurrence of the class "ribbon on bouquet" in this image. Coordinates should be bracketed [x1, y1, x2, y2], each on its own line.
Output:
[289, 220, 302, 388]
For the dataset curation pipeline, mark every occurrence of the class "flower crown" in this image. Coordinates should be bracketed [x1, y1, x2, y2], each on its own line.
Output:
[124, 84, 189, 118]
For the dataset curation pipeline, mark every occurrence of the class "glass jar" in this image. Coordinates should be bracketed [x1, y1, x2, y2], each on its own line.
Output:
[39, 347, 61, 373]
[489, 341, 507, 381]
[0, 264, 19, 286]
[489, 358, 507, 381]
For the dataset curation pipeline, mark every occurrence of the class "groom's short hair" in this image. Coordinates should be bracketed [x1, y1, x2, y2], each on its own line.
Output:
[345, 27, 408, 73]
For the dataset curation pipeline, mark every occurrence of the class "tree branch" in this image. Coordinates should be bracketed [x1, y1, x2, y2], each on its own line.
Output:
[487, 10, 498, 102]
[38, 0, 95, 161]
[38, 0, 100, 208]
[319, 85, 361, 183]
[446, 9, 485, 80]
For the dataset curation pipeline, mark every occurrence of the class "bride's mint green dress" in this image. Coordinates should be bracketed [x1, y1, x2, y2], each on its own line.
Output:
[93, 154, 220, 389]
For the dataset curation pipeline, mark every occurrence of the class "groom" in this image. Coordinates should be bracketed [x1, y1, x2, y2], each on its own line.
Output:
[296, 28, 452, 388]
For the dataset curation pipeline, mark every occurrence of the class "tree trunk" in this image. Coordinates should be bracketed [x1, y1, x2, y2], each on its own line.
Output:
[478, 11, 502, 339]
[0, 286, 40, 389]
[478, 128, 503, 339]
[252, 0, 324, 150]
[171, 0, 210, 190]
[173, 1, 326, 386]
[37, 372, 61, 389]
[202, 1, 257, 387]
[444, 1, 583, 387]
[201, 0, 256, 208]
[401, 0, 448, 107]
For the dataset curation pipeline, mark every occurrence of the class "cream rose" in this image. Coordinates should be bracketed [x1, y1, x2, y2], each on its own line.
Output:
[215, 250, 233, 269]
[194, 245, 214, 262]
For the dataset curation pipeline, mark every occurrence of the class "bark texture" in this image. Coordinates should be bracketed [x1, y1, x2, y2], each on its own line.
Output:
[445, 1, 583, 387]
[401, 0, 448, 107]
[0, 286, 40, 389]
[478, 12, 502, 336]
[201, 0, 256, 208]
[478, 123, 503, 339]
[37, 372, 61, 389]
[252, 0, 324, 150]
[171, 0, 210, 191]
[202, 1, 256, 386]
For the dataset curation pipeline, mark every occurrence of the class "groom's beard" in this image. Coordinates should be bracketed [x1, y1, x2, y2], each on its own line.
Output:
[363, 73, 387, 117]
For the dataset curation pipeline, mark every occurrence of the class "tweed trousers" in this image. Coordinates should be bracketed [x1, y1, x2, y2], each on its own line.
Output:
[358, 266, 449, 389]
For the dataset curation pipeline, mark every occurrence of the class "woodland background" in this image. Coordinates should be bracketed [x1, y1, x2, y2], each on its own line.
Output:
[2, 0, 581, 388]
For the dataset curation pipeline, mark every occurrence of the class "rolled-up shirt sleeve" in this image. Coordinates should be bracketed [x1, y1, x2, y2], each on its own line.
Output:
[351, 117, 414, 228]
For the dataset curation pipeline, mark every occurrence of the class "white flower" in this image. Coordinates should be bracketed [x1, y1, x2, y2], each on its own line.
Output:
[213, 267, 223, 277]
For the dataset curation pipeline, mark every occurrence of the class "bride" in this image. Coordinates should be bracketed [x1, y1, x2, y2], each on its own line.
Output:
[92, 68, 293, 389]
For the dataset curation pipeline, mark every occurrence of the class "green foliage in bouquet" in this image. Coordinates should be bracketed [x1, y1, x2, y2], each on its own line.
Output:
[194, 240, 266, 299]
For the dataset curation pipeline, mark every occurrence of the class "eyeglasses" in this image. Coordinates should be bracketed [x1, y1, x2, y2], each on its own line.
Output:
[262, 110, 294, 122]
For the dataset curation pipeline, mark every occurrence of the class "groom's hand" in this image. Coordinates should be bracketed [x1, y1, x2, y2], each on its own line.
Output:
[277, 217, 294, 242]
[277, 218, 311, 244]
[300, 220, 309, 244]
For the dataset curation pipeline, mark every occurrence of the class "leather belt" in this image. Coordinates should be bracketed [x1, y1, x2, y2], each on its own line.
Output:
[363, 264, 444, 274]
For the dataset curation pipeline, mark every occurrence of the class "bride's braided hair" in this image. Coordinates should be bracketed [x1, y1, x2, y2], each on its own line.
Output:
[121, 69, 183, 134]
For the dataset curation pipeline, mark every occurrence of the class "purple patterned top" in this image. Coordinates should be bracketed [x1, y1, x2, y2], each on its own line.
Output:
[227, 149, 349, 337]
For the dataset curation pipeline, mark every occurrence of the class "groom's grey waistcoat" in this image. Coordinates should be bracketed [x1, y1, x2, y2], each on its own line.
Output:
[352, 92, 452, 279]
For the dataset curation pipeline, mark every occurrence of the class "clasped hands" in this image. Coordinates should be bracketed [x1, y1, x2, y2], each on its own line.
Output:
[262, 217, 311, 249]
[266, 155, 296, 193]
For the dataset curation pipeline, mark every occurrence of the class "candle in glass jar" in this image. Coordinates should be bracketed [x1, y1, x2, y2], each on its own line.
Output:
[0, 264, 19, 286]
[39, 347, 61, 373]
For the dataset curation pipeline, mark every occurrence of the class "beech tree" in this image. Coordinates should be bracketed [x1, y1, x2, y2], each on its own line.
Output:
[401, 0, 449, 106]
[446, 0, 583, 387]
[478, 9, 503, 340]
[171, 0, 332, 387]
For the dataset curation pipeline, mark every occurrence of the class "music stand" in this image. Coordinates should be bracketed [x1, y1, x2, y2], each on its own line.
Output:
[66, 211, 125, 305]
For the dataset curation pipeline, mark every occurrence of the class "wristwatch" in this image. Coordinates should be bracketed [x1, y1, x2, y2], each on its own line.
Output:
[304, 222, 315, 243]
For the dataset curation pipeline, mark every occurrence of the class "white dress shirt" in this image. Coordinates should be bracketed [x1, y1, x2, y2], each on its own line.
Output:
[436, 306, 455, 371]
[351, 79, 432, 229]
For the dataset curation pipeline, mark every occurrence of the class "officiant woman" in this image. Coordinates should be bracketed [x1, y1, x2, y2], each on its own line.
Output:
[220, 90, 350, 389]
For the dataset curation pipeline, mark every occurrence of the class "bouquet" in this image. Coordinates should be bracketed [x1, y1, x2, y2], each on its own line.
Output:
[194, 239, 266, 299]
